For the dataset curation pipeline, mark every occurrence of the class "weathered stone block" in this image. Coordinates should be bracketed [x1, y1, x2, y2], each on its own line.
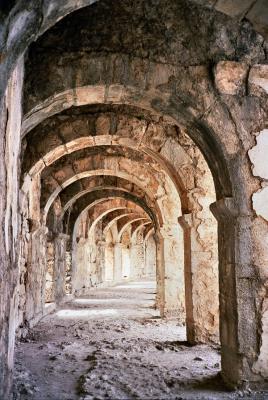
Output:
[95, 115, 111, 135]
[215, 0, 255, 18]
[248, 65, 268, 96]
[214, 61, 248, 95]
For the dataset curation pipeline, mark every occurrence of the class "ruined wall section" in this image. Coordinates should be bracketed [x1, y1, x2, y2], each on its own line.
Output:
[72, 211, 93, 294]
[17, 173, 51, 336]
[72, 211, 106, 294]
[245, 67, 268, 379]
[130, 228, 146, 279]
[0, 58, 24, 398]
[213, 60, 268, 382]
[45, 240, 55, 303]
[144, 234, 157, 278]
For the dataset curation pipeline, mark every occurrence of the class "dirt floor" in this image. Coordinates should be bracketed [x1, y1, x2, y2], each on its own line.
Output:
[13, 281, 268, 400]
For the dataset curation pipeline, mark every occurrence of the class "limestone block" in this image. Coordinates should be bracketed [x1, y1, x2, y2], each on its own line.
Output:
[66, 137, 95, 154]
[248, 130, 268, 179]
[248, 65, 268, 96]
[215, 0, 255, 18]
[95, 115, 111, 135]
[75, 85, 105, 106]
[252, 187, 268, 222]
[43, 145, 66, 166]
[214, 61, 248, 95]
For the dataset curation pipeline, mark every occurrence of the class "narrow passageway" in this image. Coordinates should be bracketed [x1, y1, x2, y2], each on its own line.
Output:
[14, 280, 226, 400]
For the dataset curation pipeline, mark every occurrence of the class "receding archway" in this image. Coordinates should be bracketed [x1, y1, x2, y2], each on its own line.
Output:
[1, 2, 268, 398]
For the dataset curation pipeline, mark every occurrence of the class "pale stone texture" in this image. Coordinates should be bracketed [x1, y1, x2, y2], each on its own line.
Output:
[249, 130, 268, 179]
[214, 61, 248, 95]
[252, 187, 268, 221]
[249, 65, 268, 96]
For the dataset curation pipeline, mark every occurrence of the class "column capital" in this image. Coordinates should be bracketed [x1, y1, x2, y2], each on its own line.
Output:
[210, 197, 238, 221]
[178, 213, 194, 229]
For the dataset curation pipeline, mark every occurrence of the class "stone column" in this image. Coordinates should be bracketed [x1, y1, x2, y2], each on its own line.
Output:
[121, 245, 131, 279]
[113, 242, 123, 282]
[96, 240, 106, 284]
[160, 224, 185, 322]
[154, 231, 165, 317]
[144, 236, 156, 278]
[45, 239, 55, 303]
[130, 243, 145, 279]
[54, 233, 70, 303]
[210, 198, 259, 387]
[25, 225, 48, 324]
[178, 213, 219, 344]
[178, 214, 195, 343]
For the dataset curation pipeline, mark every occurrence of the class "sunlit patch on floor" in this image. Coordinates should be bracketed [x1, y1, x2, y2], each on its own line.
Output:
[74, 298, 122, 304]
[116, 281, 156, 289]
[56, 308, 118, 319]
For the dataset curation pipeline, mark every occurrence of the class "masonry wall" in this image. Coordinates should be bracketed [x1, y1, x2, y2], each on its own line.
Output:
[0, 58, 24, 399]
[145, 235, 156, 278]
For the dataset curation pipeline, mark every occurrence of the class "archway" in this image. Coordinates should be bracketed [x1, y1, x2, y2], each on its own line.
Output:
[1, 1, 268, 398]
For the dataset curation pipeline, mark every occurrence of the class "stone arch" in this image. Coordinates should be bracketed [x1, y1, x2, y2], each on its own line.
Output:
[22, 83, 231, 200]
[132, 221, 152, 242]
[64, 189, 158, 237]
[38, 147, 182, 227]
[70, 193, 156, 292]
[22, 110, 219, 340]
[2, 0, 268, 100]
[103, 212, 149, 239]
[1, 2, 267, 396]
[86, 200, 147, 239]
[21, 107, 202, 214]
[144, 226, 155, 242]
[72, 197, 151, 287]
[117, 217, 149, 242]
[22, 76, 265, 383]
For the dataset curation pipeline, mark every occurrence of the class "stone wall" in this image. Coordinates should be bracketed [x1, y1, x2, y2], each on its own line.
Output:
[0, 58, 23, 399]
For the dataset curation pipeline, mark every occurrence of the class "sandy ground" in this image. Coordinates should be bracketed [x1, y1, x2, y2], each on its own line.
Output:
[13, 281, 268, 400]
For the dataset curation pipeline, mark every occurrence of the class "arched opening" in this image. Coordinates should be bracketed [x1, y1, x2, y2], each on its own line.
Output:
[1, 1, 268, 398]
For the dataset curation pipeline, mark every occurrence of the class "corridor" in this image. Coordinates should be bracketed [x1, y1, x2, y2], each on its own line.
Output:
[1, 1, 268, 398]
[13, 280, 263, 400]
